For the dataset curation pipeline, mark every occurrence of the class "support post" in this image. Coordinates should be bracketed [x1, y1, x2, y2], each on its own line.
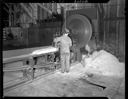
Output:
[28, 57, 35, 80]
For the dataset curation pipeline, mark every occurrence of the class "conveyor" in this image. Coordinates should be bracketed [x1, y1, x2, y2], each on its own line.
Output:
[3, 46, 60, 91]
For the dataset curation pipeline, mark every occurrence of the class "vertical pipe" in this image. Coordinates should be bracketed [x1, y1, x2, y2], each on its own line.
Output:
[115, 21, 117, 56]
[13, 5, 16, 26]
[58, 3, 61, 14]
[76, 3, 77, 9]
[103, 4, 105, 45]
[46, 3, 49, 18]
[27, 28, 29, 47]
[41, 6, 44, 20]
[40, 6, 42, 20]
[117, 21, 120, 58]
[64, 7, 66, 29]
[97, 4, 99, 44]
[124, 21, 125, 61]
[38, 5, 40, 20]
[108, 4, 110, 44]
[34, 3, 38, 22]
[44, 3, 47, 19]
[116, 0, 119, 56]
[12, 11, 14, 27]
[9, 7, 11, 26]
[103, 21, 106, 46]
[11, 13, 13, 27]
[52, 3, 57, 14]
[95, 5, 98, 44]
[117, 0, 120, 57]
[11, 13, 13, 26]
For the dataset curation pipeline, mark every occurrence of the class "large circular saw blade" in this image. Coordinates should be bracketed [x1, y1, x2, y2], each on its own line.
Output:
[66, 14, 92, 48]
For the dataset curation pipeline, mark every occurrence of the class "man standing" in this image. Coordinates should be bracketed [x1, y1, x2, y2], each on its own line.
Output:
[54, 28, 72, 73]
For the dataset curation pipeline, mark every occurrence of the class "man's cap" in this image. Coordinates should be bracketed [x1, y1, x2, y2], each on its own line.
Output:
[65, 28, 69, 33]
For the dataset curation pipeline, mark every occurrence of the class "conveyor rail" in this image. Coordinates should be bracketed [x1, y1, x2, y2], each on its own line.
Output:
[3, 46, 60, 92]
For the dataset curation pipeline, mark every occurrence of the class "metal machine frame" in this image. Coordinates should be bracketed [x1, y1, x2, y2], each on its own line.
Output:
[3, 46, 61, 90]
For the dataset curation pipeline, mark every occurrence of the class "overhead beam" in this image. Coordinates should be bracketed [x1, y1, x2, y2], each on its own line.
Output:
[37, 3, 52, 15]
[20, 3, 33, 18]
[29, 3, 38, 20]
[29, 3, 35, 10]
[3, 7, 9, 14]
[20, 3, 38, 24]
[4, 3, 9, 8]
[5, 4, 15, 14]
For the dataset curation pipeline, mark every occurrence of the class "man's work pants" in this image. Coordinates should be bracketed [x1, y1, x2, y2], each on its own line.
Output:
[60, 53, 70, 73]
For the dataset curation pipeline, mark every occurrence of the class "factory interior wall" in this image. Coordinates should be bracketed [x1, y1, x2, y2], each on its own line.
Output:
[3, 21, 62, 50]
[98, 18, 125, 62]
[24, 22, 62, 47]
[95, 1, 125, 62]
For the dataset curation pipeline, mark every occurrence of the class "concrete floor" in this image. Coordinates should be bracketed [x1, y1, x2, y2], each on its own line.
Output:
[3, 50, 125, 98]
[4, 62, 125, 98]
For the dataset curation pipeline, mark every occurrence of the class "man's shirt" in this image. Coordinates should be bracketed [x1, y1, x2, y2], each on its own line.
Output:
[54, 34, 72, 53]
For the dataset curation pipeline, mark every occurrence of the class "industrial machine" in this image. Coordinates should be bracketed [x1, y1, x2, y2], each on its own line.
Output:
[65, 14, 92, 62]
[3, 46, 61, 91]
[66, 14, 92, 48]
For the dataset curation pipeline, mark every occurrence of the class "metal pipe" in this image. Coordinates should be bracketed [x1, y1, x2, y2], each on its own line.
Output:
[103, 21, 106, 45]
[64, 7, 66, 29]
[37, 3, 52, 15]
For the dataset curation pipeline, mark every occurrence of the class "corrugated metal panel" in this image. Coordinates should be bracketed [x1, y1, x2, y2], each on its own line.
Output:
[43, 3, 48, 19]
[22, 28, 29, 46]
[37, 6, 40, 20]
[103, 20, 125, 61]
[118, 20, 125, 61]
[28, 25, 39, 46]
[27, 21, 62, 47]
[102, 1, 125, 61]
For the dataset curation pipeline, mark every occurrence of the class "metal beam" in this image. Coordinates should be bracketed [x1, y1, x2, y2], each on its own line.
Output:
[29, 3, 35, 10]
[6, 4, 15, 14]
[20, 3, 33, 18]
[37, 3, 52, 15]
[5, 3, 9, 8]
[29, 3, 38, 21]
[3, 7, 9, 14]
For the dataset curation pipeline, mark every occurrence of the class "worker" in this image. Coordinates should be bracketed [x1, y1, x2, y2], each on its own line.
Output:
[81, 36, 97, 67]
[87, 35, 97, 54]
[54, 28, 72, 73]
[85, 44, 91, 56]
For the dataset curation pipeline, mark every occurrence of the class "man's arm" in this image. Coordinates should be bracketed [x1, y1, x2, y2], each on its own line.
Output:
[54, 37, 62, 43]
[85, 44, 91, 53]
[69, 37, 72, 47]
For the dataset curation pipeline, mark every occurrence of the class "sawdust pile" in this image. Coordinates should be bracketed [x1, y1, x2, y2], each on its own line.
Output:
[83, 50, 125, 77]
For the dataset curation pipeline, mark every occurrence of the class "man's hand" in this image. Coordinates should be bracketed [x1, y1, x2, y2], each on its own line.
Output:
[54, 38, 57, 43]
